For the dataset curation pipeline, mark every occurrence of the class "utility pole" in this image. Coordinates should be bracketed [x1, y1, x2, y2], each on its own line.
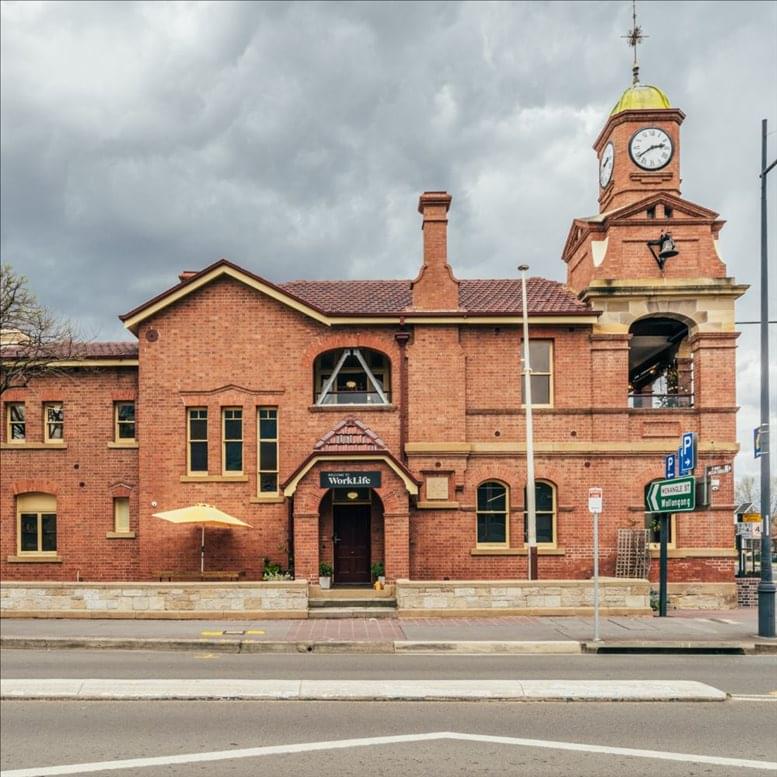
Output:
[519, 264, 538, 580]
[758, 118, 776, 638]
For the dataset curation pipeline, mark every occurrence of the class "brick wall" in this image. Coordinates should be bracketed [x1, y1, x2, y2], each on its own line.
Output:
[1, 368, 140, 581]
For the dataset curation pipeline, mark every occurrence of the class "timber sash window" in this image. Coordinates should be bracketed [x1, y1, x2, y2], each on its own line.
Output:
[476, 481, 509, 546]
[17, 493, 57, 556]
[520, 340, 553, 406]
[258, 407, 278, 494]
[222, 408, 243, 474]
[6, 403, 25, 441]
[523, 481, 556, 545]
[114, 402, 136, 442]
[644, 481, 675, 548]
[43, 402, 64, 442]
[187, 408, 208, 474]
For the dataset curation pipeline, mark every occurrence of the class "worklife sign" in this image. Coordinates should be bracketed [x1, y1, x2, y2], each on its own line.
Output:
[320, 471, 382, 489]
[645, 476, 696, 513]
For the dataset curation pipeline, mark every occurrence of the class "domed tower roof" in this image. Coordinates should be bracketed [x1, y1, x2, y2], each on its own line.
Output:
[610, 82, 671, 115]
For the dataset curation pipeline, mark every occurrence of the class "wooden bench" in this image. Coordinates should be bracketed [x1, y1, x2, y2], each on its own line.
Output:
[155, 570, 244, 582]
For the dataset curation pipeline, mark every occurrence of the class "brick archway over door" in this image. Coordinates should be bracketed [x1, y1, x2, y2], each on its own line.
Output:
[292, 461, 410, 582]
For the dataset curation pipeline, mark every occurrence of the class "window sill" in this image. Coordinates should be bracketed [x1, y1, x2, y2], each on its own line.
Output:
[309, 404, 397, 412]
[649, 547, 737, 558]
[416, 501, 460, 510]
[249, 495, 285, 504]
[470, 546, 565, 557]
[107, 441, 138, 449]
[7, 555, 63, 563]
[179, 475, 249, 483]
[106, 531, 136, 539]
[1, 442, 67, 450]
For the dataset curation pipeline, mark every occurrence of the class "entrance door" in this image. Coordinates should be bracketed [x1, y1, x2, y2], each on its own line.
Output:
[333, 504, 371, 584]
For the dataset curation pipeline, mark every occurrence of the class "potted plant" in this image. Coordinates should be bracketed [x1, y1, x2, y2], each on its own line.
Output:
[371, 561, 385, 586]
[319, 562, 333, 589]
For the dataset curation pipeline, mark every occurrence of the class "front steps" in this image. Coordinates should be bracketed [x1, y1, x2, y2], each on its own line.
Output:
[308, 586, 397, 619]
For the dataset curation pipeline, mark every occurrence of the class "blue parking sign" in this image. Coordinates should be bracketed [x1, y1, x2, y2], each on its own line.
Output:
[665, 453, 677, 480]
[679, 432, 696, 475]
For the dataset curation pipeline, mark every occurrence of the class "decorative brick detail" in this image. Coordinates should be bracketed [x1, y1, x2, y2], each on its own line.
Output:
[11, 480, 59, 496]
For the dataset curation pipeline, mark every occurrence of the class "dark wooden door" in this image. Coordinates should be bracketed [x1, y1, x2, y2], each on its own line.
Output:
[333, 504, 371, 584]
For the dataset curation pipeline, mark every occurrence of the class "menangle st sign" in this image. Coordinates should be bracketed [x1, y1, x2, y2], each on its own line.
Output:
[645, 476, 696, 514]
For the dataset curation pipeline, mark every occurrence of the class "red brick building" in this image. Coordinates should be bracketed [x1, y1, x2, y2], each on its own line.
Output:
[1, 82, 745, 592]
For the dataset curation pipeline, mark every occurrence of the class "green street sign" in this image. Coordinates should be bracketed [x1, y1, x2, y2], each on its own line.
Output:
[645, 476, 696, 513]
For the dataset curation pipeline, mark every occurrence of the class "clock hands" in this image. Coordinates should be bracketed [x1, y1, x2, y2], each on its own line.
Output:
[637, 142, 666, 158]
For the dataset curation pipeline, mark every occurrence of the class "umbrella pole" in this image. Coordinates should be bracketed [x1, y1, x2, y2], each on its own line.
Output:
[201, 526, 205, 574]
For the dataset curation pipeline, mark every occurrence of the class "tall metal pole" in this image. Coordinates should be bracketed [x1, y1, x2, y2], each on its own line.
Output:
[593, 509, 601, 641]
[659, 515, 669, 617]
[758, 118, 775, 638]
[519, 265, 538, 580]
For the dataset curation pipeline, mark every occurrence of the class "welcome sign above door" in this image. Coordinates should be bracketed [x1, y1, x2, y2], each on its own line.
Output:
[320, 471, 382, 489]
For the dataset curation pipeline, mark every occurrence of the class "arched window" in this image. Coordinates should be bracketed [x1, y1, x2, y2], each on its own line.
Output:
[644, 480, 675, 548]
[476, 481, 508, 546]
[629, 317, 693, 409]
[16, 493, 57, 556]
[523, 480, 556, 546]
[314, 348, 391, 405]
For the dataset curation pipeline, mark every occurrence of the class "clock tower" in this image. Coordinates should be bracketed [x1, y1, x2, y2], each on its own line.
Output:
[594, 84, 684, 212]
[561, 9, 746, 425]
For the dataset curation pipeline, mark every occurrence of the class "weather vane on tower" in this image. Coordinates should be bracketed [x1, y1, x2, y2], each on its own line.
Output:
[622, 0, 648, 85]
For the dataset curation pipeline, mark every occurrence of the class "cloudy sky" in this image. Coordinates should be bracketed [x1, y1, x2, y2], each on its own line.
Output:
[1, 0, 776, 480]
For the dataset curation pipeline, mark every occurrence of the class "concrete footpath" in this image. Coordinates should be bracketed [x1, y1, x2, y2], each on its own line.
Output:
[2, 608, 776, 654]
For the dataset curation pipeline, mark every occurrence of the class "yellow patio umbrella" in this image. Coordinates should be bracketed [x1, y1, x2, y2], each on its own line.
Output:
[152, 503, 251, 573]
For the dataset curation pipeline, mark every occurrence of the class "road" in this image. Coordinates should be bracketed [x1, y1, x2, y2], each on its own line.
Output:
[2, 699, 776, 775]
[3, 649, 777, 695]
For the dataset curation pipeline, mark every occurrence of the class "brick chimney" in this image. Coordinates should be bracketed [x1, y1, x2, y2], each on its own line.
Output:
[410, 191, 459, 310]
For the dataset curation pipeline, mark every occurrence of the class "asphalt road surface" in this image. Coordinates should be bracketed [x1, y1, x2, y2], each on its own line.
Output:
[3, 649, 777, 695]
[2, 699, 776, 776]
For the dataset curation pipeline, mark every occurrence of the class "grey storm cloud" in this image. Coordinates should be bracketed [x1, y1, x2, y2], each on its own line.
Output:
[1, 0, 776, 477]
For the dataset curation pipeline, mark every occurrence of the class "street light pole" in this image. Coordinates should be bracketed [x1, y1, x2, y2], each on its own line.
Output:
[758, 118, 776, 638]
[519, 265, 538, 580]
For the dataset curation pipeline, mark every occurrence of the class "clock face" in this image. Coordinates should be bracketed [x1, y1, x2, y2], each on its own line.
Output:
[599, 142, 614, 188]
[629, 127, 673, 170]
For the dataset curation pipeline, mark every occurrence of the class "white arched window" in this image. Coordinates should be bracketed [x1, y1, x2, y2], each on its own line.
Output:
[476, 481, 509, 547]
[523, 480, 557, 546]
[314, 348, 391, 405]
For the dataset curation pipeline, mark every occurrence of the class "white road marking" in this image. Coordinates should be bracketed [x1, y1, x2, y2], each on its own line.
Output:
[2, 730, 775, 776]
[731, 694, 777, 702]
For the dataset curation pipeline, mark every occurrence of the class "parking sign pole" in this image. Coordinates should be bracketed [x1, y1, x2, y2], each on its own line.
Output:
[593, 508, 601, 641]
[588, 488, 603, 641]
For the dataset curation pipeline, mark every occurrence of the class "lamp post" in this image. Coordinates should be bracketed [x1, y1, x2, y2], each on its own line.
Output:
[758, 118, 776, 638]
[518, 264, 538, 580]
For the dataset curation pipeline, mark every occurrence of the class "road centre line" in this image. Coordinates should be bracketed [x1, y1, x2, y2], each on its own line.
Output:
[2, 730, 775, 776]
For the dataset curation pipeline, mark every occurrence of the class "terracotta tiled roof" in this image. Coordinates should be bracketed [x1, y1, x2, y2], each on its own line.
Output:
[281, 278, 588, 315]
[1, 341, 138, 359]
[314, 417, 387, 453]
[281, 280, 411, 315]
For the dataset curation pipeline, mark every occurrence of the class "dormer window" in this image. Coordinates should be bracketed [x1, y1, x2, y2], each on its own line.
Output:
[314, 348, 391, 405]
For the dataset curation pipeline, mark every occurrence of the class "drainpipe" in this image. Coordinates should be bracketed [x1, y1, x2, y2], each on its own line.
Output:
[287, 496, 295, 579]
[395, 327, 410, 464]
